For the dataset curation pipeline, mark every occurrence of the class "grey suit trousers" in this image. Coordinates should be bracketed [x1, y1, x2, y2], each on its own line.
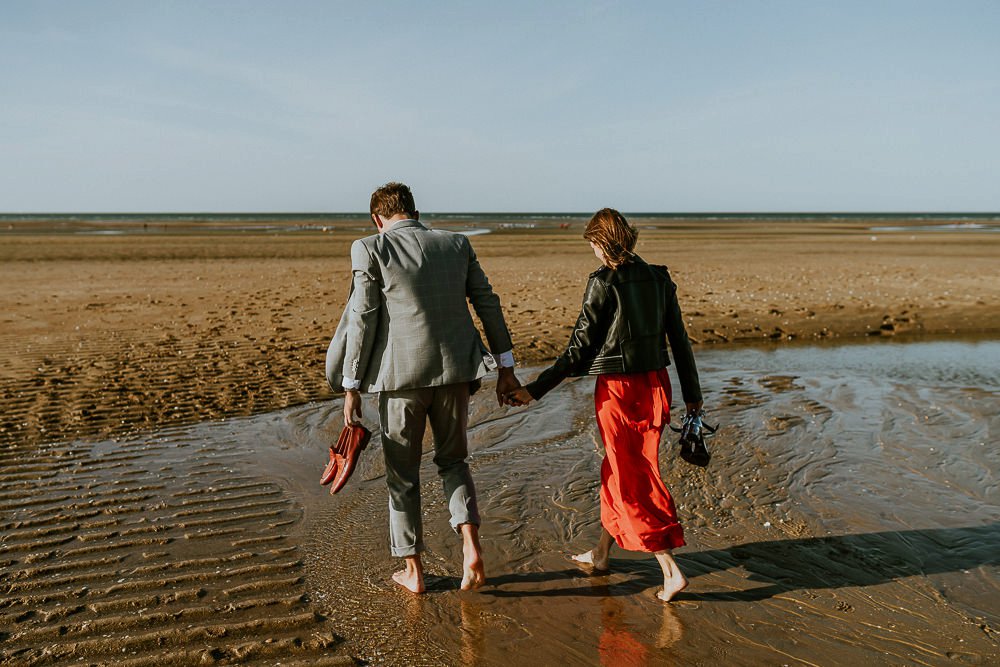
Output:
[378, 381, 480, 557]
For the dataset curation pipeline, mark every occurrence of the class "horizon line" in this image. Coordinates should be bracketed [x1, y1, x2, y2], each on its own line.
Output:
[2, 210, 999, 217]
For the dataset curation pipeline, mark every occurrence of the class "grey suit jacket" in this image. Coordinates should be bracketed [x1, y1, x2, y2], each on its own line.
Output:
[325, 220, 513, 393]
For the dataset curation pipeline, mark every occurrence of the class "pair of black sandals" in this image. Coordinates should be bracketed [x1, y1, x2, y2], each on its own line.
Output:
[670, 410, 717, 467]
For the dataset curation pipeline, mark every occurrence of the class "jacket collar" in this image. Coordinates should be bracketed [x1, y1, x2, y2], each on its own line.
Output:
[595, 255, 649, 282]
[384, 218, 426, 233]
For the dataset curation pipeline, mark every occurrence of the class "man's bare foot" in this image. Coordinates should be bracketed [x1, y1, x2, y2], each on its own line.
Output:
[656, 571, 688, 602]
[392, 568, 425, 593]
[571, 549, 610, 572]
[459, 523, 485, 591]
[461, 552, 485, 591]
[392, 557, 425, 594]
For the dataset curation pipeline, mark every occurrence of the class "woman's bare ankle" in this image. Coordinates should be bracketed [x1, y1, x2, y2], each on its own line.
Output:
[572, 549, 610, 571]
[653, 549, 687, 602]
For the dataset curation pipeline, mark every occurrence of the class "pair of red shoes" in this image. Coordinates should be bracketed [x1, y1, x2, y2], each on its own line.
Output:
[320, 423, 372, 494]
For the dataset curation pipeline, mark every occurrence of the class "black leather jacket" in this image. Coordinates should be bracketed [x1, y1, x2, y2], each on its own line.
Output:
[526, 257, 702, 403]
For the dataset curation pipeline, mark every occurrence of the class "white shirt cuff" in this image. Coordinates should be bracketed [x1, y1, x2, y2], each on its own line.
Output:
[497, 350, 515, 368]
[342, 377, 361, 390]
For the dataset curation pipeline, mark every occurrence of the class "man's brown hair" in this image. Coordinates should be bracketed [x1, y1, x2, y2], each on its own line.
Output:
[583, 208, 638, 269]
[370, 182, 417, 219]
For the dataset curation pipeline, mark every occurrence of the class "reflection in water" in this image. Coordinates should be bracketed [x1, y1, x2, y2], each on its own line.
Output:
[598, 588, 684, 666]
[656, 605, 683, 650]
[459, 599, 485, 667]
[402, 595, 429, 658]
[599, 596, 648, 667]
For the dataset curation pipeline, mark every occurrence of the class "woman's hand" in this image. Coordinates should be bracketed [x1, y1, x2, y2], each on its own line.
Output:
[685, 400, 704, 416]
[504, 387, 533, 407]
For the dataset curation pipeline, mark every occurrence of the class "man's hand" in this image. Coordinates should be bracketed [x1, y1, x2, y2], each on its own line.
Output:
[344, 389, 364, 427]
[495, 367, 521, 406]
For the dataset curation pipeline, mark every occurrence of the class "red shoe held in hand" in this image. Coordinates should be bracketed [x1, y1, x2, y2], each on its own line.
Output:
[320, 423, 371, 494]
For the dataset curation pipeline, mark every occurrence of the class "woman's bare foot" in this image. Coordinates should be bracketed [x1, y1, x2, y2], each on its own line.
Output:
[653, 549, 687, 602]
[656, 571, 688, 602]
[571, 549, 610, 572]
[572, 528, 615, 572]
[392, 556, 425, 594]
[460, 523, 486, 591]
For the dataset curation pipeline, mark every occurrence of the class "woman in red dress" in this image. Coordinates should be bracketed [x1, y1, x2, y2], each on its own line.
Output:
[505, 208, 703, 602]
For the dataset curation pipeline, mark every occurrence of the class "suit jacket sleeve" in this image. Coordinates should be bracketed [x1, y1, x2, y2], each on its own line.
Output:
[341, 239, 382, 387]
[464, 237, 514, 354]
[324, 280, 352, 391]
[664, 276, 703, 404]
[526, 276, 611, 400]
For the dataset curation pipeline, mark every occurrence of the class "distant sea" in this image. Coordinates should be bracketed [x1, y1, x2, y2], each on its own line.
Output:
[2, 211, 999, 235]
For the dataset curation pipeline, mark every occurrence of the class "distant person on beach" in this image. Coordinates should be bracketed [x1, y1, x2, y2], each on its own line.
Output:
[326, 182, 521, 593]
[505, 208, 703, 602]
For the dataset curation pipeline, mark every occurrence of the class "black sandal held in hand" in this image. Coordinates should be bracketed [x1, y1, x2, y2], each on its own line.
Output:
[670, 410, 717, 467]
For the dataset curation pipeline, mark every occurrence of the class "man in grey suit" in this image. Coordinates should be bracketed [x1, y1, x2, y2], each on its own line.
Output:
[326, 182, 521, 593]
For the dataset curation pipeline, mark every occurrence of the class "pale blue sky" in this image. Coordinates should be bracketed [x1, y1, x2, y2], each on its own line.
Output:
[1, 1, 998, 212]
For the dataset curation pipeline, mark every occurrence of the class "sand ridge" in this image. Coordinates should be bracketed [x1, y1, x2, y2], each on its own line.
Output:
[0, 416, 354, 665]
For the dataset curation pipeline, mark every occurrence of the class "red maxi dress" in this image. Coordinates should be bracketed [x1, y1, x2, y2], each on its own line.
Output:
[594, 367, 685, 552]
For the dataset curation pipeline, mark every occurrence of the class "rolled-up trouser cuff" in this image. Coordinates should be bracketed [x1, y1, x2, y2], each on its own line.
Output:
[450, 517, 481, 534]
[390, 541, 426, 558]
[447, 486, 480, 534]
[388, 499, 423, 557]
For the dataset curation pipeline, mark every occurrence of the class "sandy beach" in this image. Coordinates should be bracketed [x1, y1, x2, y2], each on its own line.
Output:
[2, 217, 999, 665]
[2, 217, 997, 449]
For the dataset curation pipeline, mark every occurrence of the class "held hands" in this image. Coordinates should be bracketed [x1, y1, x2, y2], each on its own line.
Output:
[503, 387, 533, 407]
[495, 367, 522, 407]
[496, 367, 533, 407]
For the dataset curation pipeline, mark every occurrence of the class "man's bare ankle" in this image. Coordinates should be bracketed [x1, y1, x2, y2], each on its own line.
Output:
[457, 523, 485, 590]
[392, 569, 425, 594]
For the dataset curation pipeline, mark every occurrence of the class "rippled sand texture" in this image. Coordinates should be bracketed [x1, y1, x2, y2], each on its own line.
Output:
[0, 417, 354, 665]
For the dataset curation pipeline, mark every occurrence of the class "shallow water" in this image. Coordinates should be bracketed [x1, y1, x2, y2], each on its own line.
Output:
[293, 338, 1000, 665]
[7, 339, 996, 665]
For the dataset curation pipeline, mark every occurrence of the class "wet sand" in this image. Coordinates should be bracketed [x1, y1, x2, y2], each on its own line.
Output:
[4, 340, 997, 665]
[2, 220, 999, 665]
[299, 339, 1000, 665]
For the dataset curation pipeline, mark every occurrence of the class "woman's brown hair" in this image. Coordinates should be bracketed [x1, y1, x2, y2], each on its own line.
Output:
[583, 208, 638, 269]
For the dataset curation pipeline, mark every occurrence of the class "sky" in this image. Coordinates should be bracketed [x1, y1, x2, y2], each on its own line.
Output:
[1, 1, 998, 213]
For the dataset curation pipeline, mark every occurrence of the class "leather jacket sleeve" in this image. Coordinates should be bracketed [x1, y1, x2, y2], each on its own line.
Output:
[664, 277, 703, 404]
[526, 276, 612, 400]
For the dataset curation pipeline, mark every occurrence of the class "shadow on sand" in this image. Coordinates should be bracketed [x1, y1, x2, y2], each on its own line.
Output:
[481, 524, 1000, 602]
